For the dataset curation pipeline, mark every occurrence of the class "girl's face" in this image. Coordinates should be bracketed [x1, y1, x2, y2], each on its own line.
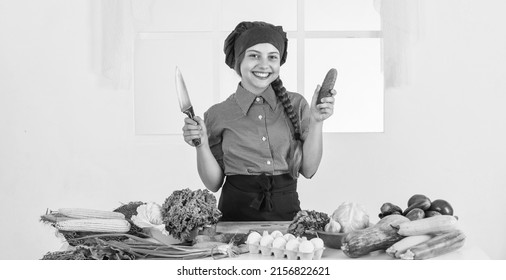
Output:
[239, 43, 281, 94]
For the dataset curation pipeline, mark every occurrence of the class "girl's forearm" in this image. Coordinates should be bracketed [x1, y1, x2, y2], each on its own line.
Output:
[196, 145, 225, 192]
[300, 120, 324, 178]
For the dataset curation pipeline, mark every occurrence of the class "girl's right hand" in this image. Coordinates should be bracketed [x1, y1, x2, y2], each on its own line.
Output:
[182, 116, 208, 147]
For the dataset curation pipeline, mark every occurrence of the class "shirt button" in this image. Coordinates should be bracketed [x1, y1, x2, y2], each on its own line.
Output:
[256, 97, 262, 102]
[262, 136, 267, 141]
[258, 115, 263, 120]
[267, 160, 271, 165]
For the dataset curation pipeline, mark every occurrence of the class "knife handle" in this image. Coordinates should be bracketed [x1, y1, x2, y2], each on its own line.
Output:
[183, 107, 201, 147]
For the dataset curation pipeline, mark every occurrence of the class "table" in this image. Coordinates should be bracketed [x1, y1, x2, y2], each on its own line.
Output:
[214, 221, 490, 260]
[230, 244, 489, 260]
[58, 221, 489, 260]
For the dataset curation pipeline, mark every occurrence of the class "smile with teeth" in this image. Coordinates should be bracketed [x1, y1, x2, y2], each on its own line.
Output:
[253, 72, 271, 79]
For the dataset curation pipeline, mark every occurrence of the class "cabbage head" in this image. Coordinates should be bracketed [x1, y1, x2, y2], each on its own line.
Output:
[331, 202, 369, 233]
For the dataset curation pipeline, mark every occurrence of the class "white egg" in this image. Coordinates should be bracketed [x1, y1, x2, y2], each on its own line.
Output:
[283, 233, 296, 241]
[285, 238, 300, 252]
[299, 240, 315, 253]
[311, 237, 324, 249]
[272, 236, 287, 249]
[246, 231, 262, 245]
[270, 230, 284, 239]
[260, 234, 274, 247]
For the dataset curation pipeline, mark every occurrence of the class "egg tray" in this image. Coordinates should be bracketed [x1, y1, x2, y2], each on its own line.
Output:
[247, 244, 325, 260]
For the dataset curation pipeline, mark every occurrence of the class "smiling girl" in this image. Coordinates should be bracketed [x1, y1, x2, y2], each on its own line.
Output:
[182, 21, 336, 221]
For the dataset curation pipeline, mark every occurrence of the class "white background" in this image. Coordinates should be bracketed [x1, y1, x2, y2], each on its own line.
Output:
[1, 0, 505, 261]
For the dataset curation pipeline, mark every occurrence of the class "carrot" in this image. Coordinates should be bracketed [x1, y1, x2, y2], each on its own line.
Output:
[399, 230, 465, 260]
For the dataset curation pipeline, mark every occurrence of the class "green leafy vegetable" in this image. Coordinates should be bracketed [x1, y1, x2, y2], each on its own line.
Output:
[41, 233, 241, 260]
[287, 210, 330, 237]
[41, 238, 136, 260]
[161, 188, 222, 241]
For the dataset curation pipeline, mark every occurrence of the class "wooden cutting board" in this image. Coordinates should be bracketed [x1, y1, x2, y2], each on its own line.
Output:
[216, 221, 291, 234]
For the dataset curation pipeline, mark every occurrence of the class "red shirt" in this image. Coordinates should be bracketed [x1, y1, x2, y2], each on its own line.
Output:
[204, 84, 310, 176]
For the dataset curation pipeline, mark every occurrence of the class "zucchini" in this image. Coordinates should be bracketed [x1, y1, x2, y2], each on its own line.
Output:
[395, 215, 459, 236]
[385, 234, 432, 258]
[316, 68, 337, 105]
[341, 214, 410, 258]
[400, 230, 465, 260]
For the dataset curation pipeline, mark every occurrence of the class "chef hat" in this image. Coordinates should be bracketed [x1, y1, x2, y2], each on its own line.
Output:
[224, 21, 288, 69]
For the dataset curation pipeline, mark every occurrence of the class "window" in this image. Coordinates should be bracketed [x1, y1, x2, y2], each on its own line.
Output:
[134, 0, 383, 134]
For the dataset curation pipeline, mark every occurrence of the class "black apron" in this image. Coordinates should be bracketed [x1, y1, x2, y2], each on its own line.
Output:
[218, 173, 301, 221]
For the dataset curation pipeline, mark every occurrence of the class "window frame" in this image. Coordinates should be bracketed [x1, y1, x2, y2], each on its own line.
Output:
[134, 0, 383, 135]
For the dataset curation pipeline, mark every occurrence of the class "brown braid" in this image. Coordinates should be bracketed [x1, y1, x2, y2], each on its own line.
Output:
[271, 77, 301, 141]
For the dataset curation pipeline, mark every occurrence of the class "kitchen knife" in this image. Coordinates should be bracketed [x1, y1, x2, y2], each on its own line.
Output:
[175, 66, 201, 146]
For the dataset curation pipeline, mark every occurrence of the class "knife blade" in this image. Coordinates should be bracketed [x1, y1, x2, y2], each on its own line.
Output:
[175, 66, 201, 146]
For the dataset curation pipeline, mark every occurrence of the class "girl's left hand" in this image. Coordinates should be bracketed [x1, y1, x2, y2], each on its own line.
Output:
[310, 85, 337, 122]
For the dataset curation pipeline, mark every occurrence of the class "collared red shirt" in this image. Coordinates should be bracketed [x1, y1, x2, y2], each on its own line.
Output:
[204, 83, 310, 176]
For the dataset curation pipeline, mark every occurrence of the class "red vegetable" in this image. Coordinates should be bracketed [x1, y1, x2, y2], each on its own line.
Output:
[378, 202, 403, 218]
[405, 208, 425, 221]
[428, 199, 454, 215]
[403, 194, 431, 215]
[424, 210, 442, 218]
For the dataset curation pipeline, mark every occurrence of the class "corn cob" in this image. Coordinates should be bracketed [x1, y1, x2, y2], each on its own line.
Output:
[58, 208, 125, 220]
[55, 218, 131, 233]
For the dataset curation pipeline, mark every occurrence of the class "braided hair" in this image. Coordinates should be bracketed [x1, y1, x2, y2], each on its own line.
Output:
[271, 77, 303, 178]
[270, 77, 301, 141]
[234, 56, 303, 178]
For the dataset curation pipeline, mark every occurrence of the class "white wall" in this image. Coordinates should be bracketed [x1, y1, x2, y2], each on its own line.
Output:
[1, 0, 505, 260]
